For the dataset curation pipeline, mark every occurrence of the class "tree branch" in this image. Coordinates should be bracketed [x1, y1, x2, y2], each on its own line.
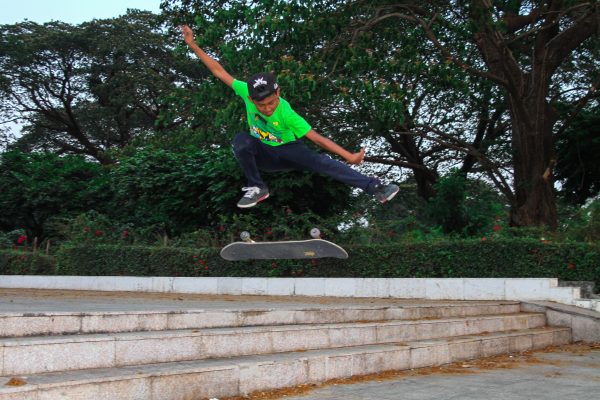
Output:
[555, 79, 600, 138]
[363, 155, 429, 171]
[546, 7, 599, 75]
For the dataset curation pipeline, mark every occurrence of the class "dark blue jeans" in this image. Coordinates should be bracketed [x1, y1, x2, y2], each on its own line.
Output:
[232, 132, 379, 194]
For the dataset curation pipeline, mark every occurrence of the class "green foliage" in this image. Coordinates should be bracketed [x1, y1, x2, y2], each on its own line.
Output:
[0, 144, 355, 242]
[108, 146, 354, 236]
[55, 245, 217, 276]
[0, 229, 27, 247]
[559, 199, 600, 243]
[425, 171, 504, 236]
[0, 12, 204, 161]
[108, 147, 240, 233]
[163, 0, 600, 230]
[335, 181, 442, 245]
[0, 250, 56, 274]
[1, 1, 597, 248]
[0, 234, 11, 248]
[0, 151, 111, 238]
[60, 211, 139, 245]
[46, 239, 600, 288]
[555, 104, 600, 205]
[59, 204, 349, 250]
[160, 0, 509, 203]
[426, 171, 469, 234]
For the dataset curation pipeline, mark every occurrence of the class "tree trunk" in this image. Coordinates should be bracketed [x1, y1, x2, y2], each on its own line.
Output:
[413, 169, 437, 200]
[507, 79, 558, 230]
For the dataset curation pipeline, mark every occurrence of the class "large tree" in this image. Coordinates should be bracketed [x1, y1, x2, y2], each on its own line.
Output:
[0, 10, 203, 164]
[346, 1, 599, 229]
[162, 1, 598, 229]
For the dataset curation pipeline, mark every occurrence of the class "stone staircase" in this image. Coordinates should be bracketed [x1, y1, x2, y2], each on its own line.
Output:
[0, 300, 571, 400]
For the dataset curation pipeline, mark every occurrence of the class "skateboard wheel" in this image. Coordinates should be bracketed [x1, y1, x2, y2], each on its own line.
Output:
[310, 228, 321, 239]
[240, 231, 251, 241]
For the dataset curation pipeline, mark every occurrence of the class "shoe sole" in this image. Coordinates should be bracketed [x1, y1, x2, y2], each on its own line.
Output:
[379, 187, 399, 203]
[237, 193, 270, 208]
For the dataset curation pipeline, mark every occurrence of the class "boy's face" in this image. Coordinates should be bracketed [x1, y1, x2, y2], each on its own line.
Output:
[250, 89, 280, 116]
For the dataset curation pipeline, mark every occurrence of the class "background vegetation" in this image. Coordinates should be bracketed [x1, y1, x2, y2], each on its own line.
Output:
[0, 1, 598, 284]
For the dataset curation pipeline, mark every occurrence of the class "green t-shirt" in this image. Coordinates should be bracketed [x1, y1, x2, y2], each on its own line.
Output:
[232, 79, 311, 146]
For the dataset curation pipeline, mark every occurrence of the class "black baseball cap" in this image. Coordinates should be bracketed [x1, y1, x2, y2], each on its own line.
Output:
[247, 72, 279, 101]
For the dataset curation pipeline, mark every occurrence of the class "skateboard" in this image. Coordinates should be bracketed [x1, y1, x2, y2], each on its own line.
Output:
[220, 228, 348, 261]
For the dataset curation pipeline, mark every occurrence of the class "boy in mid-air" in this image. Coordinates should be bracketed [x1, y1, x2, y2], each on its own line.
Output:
[181, 25, 399, 208]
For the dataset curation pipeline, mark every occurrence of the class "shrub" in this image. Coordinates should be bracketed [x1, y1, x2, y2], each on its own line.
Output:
[0, 250, 56, 275]
[52, 239, 600, 288]
[55, 244, 306, 277]
[0, 151, 111, 239]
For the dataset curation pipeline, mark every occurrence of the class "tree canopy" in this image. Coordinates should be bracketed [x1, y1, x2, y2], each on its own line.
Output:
[161, 0, 599, 229]
[0, 1, 598, 238]
[0, 10, 204, 163]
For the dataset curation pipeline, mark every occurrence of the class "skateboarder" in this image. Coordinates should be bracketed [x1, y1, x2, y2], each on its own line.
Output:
[181, 25, 399, 208]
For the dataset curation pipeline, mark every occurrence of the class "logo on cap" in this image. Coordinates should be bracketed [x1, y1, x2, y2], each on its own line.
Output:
[253, 77, 268, 88]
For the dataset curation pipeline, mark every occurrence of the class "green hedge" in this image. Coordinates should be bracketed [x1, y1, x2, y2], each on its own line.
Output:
[2, 240, 599, 288]
[0, 250, 56, 275]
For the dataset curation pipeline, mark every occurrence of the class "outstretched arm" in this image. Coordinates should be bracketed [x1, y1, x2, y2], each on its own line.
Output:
[180, 25, 234, 88]
[305, 129, 365, 165]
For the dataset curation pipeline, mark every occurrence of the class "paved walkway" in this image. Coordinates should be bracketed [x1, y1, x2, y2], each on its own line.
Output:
[272, 345, 600, 400]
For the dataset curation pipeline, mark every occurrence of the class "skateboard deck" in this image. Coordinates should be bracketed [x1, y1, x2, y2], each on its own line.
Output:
[220, 239, 348, 261]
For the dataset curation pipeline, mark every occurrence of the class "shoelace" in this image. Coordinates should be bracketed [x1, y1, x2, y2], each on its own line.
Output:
[241, 186, 261, 198]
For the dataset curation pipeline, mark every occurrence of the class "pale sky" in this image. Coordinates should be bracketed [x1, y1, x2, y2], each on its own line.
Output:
[0, 0, 163, 25]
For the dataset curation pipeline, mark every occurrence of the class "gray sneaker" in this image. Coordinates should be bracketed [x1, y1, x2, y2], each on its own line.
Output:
[237, 186, 270, 208]
[373, 183, 399, 203]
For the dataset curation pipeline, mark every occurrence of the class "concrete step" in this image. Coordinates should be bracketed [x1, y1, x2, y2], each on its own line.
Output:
[0, 301, 521, 337]
[0, 312, 546, 375]
[0, 327, 571, 400]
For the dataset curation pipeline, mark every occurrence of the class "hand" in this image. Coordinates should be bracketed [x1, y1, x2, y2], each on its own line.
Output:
[180, 25, 195, 44]
[346, 148, 365, 165]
